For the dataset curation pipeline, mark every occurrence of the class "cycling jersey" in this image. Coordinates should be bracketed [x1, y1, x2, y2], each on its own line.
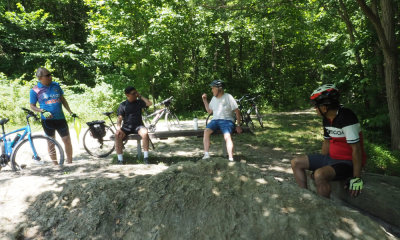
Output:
[323, 107, 366, 165]
[117, 99, 146, 131]
[30, 82, 65, 120]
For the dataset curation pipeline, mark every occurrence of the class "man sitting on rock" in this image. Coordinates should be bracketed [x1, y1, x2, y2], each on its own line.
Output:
[201, 79, 242, 161]
[291, 84, 366, 198]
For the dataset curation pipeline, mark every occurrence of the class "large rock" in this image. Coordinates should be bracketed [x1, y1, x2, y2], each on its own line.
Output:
[307, 172, 400, 231]
[17, 159, 395, 239]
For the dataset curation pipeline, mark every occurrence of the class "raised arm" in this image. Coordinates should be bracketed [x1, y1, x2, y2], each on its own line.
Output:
[138, 93, 152, 107]
[202, 93, 212, 114]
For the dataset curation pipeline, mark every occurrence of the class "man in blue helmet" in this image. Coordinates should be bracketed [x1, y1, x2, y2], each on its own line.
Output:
[291, 84, 366, 198]
[201, 79, 242, 161]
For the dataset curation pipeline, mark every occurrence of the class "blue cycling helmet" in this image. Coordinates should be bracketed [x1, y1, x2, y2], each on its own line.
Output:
[210, 79, 224, 88]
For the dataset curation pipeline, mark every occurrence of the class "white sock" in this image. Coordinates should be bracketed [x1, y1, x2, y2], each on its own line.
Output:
[118, 154, 123, 161]
[144, 151, 149, 158]
[204, 152, 209, 156]
[229, 157, 234, 161]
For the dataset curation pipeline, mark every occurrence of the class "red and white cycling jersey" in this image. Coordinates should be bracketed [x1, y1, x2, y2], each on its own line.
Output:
[323, 107, 367, 165]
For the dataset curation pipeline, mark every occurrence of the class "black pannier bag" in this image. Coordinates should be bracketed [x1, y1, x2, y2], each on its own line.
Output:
[86, 120, 106, 139]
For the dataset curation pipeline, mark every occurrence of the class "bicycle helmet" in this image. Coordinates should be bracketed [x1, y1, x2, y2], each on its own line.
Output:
[310, 84, 340, 106]
[210, 79, 224, 88]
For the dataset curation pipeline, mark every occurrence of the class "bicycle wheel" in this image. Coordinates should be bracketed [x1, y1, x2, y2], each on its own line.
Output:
[255, 107, 264, 128]
[83, 125, 115, 157]
[165, 112, 181, 131]
[11, 135, 65, 171]
[244, 114, 255, 132]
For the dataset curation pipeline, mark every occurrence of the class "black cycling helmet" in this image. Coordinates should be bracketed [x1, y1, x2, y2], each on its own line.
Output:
[310, 84, 340, 106]
[210, 79, 224, 88]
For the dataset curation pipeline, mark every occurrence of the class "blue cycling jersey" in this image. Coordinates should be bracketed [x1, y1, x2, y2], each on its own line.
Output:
[30, 81, 65, 120]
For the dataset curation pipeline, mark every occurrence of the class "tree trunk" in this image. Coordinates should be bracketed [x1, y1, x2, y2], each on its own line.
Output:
[222, 31, 232, 82]
[338, 0, 364, 80]
[356, 0, 400, 151]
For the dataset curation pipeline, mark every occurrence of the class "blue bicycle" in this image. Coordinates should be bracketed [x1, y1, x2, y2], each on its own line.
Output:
[0, 108, 64, 171]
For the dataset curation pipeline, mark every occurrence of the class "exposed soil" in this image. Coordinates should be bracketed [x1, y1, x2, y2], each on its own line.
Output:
[0, 118, 398, 239]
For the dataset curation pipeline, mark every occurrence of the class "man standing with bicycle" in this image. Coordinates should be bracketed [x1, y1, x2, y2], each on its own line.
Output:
[30, 67, 76, 164]
[202, 79, 242, 161]
[115, 86, 152, 164]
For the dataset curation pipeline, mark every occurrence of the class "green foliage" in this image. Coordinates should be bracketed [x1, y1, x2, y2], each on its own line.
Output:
[1, 0, 399, 156]
[0, 73, 36, 125]
[364, 142, 400, 176]
[63, 82, 123, 123]
[0, 73, 124, 125]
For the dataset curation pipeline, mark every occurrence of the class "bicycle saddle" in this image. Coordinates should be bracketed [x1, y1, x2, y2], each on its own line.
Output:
[0, 118, 9, 125]
[102, 111, 114, 116]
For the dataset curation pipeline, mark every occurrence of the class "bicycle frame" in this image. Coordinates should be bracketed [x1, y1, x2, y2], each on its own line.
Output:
[1, 115, 38, 162]
[147, 108, 167, 126]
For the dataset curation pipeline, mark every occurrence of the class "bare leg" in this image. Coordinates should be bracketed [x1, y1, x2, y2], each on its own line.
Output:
[313, 166, 336, 198]
[203, 128, 213, 152]
[223, 133, 234, 159]
[48, 135, 57, 164]
[291, 155, 310, 188]
[61, 135, 73, 164]
[115, 131, 126, 155]
[138, 128, 149, 151]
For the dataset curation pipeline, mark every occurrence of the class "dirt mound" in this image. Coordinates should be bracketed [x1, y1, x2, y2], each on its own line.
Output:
[16, 159, 395, 239]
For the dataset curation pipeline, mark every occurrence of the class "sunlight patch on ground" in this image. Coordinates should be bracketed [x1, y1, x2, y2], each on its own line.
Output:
[269, 166, 292, 174]
[341, 217, 362, 235]
[333, 229, 352, 239]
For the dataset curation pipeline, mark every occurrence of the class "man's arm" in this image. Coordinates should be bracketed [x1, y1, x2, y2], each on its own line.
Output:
[321, 139, 330, 155]
[202, 93, 212, 114]
[138, 94, 152, 107]
[60, 95, 73, 114]
[30, 103, 42, 113]
[350, 142, 362, 178]
[348, 142, 363, 197]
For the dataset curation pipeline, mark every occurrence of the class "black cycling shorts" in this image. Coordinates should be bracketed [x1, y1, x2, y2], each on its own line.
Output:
[41, 119, 70, 138]
[121, 125, 146, 135]
[308, 154, 353, 181]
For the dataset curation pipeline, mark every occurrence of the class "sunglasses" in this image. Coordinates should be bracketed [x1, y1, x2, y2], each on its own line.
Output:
[43, 73, 52, 77]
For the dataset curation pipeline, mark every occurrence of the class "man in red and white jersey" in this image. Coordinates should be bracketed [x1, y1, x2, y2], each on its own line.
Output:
[291, 84, 366, 198]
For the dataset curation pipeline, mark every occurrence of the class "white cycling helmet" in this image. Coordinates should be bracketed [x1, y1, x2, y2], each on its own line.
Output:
[310, 84, 340, 106]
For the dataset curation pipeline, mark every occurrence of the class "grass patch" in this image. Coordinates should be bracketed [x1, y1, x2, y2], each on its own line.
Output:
[364, 142, 400, 176]
[110, 152, 200, 165]
[252, 112, 400, 176]
[109, 111, 400, 176]
[253, 113, 322, 154]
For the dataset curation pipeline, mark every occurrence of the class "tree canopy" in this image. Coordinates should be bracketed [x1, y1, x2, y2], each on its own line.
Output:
[0, 0, 399, 149]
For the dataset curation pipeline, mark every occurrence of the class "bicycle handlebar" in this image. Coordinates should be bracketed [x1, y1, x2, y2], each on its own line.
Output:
[21, 107, 40, 121]
[237, 94, 260, 103]
[154, 96, 173, 107]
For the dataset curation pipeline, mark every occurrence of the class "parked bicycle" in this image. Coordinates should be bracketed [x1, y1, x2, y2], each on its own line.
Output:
[205, 94, 263, 131]
[0, 108, 64, 171]
[83, 111, 127, 158]
[237, 94, 263, 129]
[142, 96, 181, 133]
